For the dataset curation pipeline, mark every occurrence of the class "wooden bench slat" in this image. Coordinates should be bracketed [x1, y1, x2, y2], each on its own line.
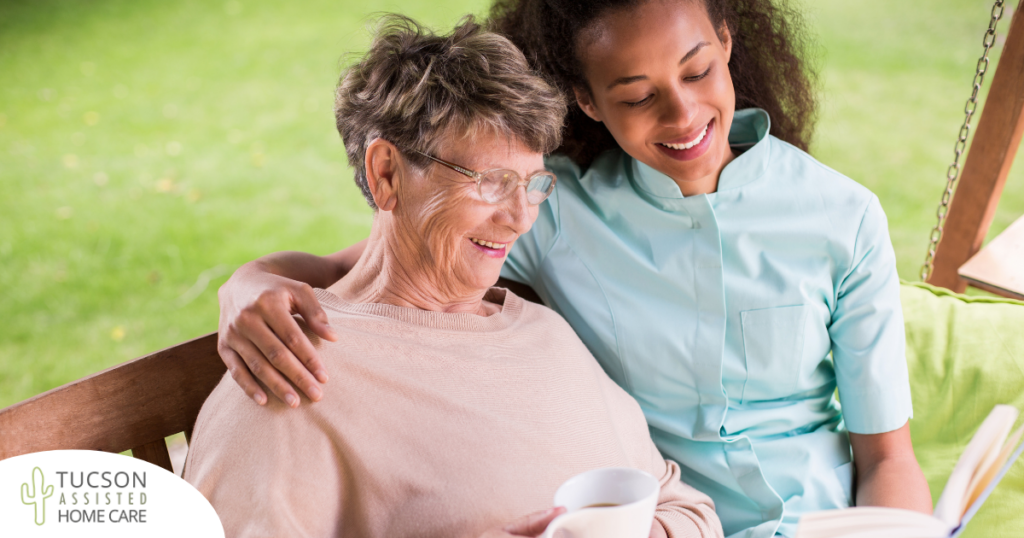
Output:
[0, 332, 226, 460]
[131, 439, 174, 473]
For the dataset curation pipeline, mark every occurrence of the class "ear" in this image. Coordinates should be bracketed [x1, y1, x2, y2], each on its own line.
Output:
[573, 87, 603, 123]
[364, 138, 400, 212]
[718, 22, 733, 63]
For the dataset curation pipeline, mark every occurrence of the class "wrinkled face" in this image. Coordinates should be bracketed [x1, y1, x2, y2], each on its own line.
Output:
[576, 0, 735, 195]
[391, 129, 543, 296]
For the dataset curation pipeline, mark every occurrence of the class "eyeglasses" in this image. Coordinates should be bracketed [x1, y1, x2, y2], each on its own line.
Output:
[408, 148, 557, 206]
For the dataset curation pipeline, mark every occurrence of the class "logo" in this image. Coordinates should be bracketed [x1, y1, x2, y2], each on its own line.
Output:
[21, 467, 54, 526]
[1, 450, 224, 537]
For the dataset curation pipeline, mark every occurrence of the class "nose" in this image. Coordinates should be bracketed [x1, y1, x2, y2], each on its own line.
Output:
[494, 183, 534, 234]
[659, 84, 698, 127]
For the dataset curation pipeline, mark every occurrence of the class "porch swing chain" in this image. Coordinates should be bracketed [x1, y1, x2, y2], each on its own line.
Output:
[921, 0, 1006, 281]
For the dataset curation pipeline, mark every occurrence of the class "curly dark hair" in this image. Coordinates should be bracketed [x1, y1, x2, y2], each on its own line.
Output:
[489, 0, 818, 167]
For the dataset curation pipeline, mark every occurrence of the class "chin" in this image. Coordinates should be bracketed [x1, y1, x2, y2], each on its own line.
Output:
[651, 158, 708, 183]
[479, 273, 503, 290]
[665, 145, 726, 181]
[459, 270, 502, 293]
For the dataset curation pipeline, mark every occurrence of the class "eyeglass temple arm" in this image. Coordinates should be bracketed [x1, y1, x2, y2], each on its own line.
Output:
[411, 149, 478, 180]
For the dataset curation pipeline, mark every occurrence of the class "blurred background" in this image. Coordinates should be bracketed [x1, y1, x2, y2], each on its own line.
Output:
[1, 0, 1022, 409]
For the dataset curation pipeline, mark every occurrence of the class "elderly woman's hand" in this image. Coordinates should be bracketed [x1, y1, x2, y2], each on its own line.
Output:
[477, 507, 566, 538]
[217, 256, 341, 407]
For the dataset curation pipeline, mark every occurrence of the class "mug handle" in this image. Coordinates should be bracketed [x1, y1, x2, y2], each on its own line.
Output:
[539, 510, 592, 538]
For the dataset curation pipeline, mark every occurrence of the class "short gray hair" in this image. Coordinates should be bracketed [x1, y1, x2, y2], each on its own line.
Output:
[335, 15, 567, 208]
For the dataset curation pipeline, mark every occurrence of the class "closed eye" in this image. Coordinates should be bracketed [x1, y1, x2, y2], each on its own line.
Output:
[623, 94, 654, 108]
[684, 66, 712, 82]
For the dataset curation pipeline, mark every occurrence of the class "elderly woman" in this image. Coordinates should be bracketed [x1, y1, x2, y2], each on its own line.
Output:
[184, 16, 722, 538]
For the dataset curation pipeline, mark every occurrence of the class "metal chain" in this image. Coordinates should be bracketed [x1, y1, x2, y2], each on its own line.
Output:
[920, 0, 1006, 281]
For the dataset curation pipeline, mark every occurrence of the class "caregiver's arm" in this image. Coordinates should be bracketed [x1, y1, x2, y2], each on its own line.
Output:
[830, 196, 930, 512]
[850, 421, 932, 513]
[217, 241, 366, 406]
[218, 242, 541, 406]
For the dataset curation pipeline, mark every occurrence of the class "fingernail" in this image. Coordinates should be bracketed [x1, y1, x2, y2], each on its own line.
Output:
[315, 369, 329, 383]
[254, 393, 267, 406]
[308, 385, 323, 401]
[285, 393, 299, 407]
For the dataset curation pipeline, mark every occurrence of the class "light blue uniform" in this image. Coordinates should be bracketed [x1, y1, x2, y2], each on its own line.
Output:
[501, 109, 913, 538]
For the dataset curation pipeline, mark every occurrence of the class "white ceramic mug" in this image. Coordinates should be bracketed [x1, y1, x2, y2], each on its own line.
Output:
[540, 467, 659, 538]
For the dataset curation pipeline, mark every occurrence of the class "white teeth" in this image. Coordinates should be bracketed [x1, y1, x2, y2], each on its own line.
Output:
[470, 237, 506, 249]
[659, 123, 708, 150]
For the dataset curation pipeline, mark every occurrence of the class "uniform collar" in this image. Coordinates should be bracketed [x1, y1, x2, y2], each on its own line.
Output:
[630, 108, 772, 200]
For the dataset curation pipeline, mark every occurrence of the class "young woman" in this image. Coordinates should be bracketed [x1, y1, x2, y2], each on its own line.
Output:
[214, 1, 933, 536]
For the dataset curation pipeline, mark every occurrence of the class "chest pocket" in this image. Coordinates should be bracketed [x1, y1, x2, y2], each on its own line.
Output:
[739, 304, 808, 403]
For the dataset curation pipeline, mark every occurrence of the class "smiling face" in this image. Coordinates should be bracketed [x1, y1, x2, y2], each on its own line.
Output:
[574, 0, 736, 196]
[390, 129, 544, 297]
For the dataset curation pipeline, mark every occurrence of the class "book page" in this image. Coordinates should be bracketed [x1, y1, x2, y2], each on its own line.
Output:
[965, 421, 1024, 509]
[953, 423, 1024, 537]
[933, 405, 1018, 527]
[795, 507, 948, 538]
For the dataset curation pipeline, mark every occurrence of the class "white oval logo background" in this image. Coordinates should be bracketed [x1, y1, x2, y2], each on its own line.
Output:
[0, 450, 224, 537]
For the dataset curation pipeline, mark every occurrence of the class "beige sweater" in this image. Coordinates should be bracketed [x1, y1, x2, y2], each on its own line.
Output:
[185, 288, 721, 538]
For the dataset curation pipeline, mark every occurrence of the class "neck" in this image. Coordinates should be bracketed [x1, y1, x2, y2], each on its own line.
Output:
[330, 214, 498, 317]
[673, 147, 738, 197]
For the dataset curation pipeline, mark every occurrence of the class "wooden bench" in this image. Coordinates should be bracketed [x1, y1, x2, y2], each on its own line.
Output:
[0, 333, 225, 473]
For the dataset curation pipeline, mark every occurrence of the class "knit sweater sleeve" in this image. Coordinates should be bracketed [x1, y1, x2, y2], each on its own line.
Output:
[184, 377, 346, 538]
[648, 450, 724, 538]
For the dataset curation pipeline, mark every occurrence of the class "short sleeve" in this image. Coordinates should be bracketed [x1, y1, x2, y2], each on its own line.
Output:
[500, 155, 572, 286]
[830, 196, 913, 434]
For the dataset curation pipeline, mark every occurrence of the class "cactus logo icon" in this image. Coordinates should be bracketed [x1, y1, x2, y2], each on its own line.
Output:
[21, 467, 54, 526]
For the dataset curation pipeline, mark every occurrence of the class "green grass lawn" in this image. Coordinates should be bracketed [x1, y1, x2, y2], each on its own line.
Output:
[1, 0, 1022, 409]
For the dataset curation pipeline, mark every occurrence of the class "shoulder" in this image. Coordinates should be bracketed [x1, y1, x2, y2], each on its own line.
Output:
[185, 375, 343, 536]
[545, 149, 631, 198]
[514, 293, 577, 334]
[766, 136, 883, 236]
[512, 294, 598, 357]
[543, 153, 582, 181]
[185, 374, 319, 482]
[191, 375, 317, 442]
[513, 293, 638, 398]
[768, 137, 874, 205]
[507, 153, 630, 274]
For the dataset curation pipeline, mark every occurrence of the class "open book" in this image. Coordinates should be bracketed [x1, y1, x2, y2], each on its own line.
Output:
[795, 404, 1024, 538]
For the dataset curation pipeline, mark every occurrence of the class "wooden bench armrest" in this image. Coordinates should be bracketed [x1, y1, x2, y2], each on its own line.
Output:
[0, 332, 226, 471]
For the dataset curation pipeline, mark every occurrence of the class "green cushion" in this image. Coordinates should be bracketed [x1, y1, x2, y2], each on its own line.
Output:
[901, 281, 1024, 537]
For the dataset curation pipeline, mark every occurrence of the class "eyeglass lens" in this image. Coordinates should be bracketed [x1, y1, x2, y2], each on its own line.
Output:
[479, 171, 555, 205]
